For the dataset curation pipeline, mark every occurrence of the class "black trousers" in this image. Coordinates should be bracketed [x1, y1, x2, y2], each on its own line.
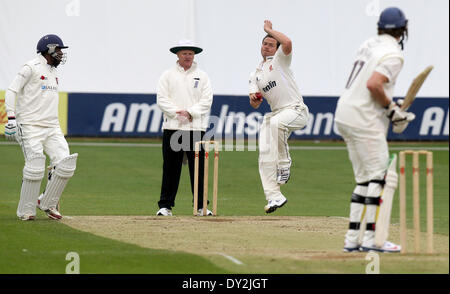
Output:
[158, 129, 206, 209]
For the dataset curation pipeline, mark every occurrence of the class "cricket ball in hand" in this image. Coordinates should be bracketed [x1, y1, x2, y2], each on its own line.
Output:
[255, 92, 263, 100]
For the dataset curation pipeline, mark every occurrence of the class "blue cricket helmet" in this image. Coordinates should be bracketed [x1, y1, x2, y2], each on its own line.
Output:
[378, 7, 408, 29]
[36, 34, 68, 54]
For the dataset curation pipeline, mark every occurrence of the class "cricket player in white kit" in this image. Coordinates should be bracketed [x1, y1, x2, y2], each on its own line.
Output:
[249, 21, 309, 213]
[4, 34, 78, 221]
[335, 8, 415, 252]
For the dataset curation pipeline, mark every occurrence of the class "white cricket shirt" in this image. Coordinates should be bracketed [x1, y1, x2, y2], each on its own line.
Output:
[157, 61, 213, 131]
[249, 47, 306, 112]
[5, 54, 61, 127]
[335, 34, 404, 133]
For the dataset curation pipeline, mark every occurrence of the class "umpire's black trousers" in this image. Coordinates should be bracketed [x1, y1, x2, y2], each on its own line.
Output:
[158, 129, 206, 210]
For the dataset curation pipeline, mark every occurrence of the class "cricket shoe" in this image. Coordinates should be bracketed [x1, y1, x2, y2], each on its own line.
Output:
[156, 208, 173, 216]
[360, 241, 401, 253]
[37, 199, 62, 220]
[276, 167, 290, 184]
[264, 195, 287, 213]
[19, 214, 36, 221]
[197, 208, 213, 216]
[342, 241, 361, 253]
[45, 208, 62, 220]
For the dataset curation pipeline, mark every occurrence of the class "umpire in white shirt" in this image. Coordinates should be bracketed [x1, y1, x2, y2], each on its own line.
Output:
[156, 40, 213, 216]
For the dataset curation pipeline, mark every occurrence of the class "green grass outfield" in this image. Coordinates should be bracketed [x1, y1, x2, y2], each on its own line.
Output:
[0, 138, 448, 274]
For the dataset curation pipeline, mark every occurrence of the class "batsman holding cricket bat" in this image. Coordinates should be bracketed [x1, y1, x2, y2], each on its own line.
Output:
[334, 7, 417, 252]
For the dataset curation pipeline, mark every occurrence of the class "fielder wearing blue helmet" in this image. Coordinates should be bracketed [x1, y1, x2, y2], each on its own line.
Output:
[36, 34, 69, 67]
[377, 7, 408, 50]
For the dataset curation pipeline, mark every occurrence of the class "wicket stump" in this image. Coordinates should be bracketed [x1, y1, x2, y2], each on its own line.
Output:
[399, 150, 434, 254]
[194, 140, 219, 216]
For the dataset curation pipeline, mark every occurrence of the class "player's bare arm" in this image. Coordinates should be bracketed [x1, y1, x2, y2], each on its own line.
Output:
[264, 20, 292, 55]
[367, 70, 414, 133]
[366, 71, 391, 107]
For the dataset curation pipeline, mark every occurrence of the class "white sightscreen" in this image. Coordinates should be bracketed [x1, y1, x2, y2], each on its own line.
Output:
[0, 0, 448, 96]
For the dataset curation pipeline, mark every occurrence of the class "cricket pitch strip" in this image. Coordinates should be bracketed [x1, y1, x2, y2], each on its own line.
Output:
[62, 216, 449, 273]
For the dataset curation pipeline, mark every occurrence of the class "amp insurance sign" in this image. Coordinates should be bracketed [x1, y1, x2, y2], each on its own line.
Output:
[67, 93, 448, 141]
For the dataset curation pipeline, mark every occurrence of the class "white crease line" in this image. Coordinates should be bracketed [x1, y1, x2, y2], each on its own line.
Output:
[333, 216, 350, 220]
[218, 253, 244, 265]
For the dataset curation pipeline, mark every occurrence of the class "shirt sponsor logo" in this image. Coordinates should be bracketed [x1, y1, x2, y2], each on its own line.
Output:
[194, 78, 200, 89]
[41, 85, 58, 91]
[262, 81, 276, 92]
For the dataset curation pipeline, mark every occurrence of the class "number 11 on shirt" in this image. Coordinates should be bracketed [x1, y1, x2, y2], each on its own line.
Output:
[345, 60, 365, 89]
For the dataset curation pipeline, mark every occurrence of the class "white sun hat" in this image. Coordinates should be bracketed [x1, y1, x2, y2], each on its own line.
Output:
[170, 39, 203, 54]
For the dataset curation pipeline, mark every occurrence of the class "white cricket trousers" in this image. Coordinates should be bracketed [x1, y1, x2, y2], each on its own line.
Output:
[20, 125, 70, 164]
[335, 122, 390, 245]
[335, 122, 389, 183]
[16, 124, 70, 218]
[258, 105, 309, 201]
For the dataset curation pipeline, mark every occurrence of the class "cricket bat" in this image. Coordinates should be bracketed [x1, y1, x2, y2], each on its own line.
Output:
[374, 154, 397, 248]
[401, 65, 434, 111]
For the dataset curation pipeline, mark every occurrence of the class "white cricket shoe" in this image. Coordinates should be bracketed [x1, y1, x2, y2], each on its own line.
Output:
[19, 214, 36, 221]
[37, 199, 62, 220]
[156, 208, 173, 216]
[342, 240, 361, 253]
[360, 241, 401, 253]
[264, 195, 287, 213]
[45, 208, 62, 220]
[197, 208, 213, 216]
[277, 167, 290, 184]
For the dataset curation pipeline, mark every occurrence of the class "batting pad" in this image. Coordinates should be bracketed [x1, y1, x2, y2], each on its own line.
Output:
[374, 154, 398, 247]
[17, 154, 46, 218]
[39, 153, 78, 210]
[346, 185, 368, 244]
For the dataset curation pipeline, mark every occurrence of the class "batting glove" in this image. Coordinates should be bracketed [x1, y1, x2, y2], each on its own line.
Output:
[385, 169, 398, 189]
[385, 101, 416, 134]
[4, 117, 18, 141]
